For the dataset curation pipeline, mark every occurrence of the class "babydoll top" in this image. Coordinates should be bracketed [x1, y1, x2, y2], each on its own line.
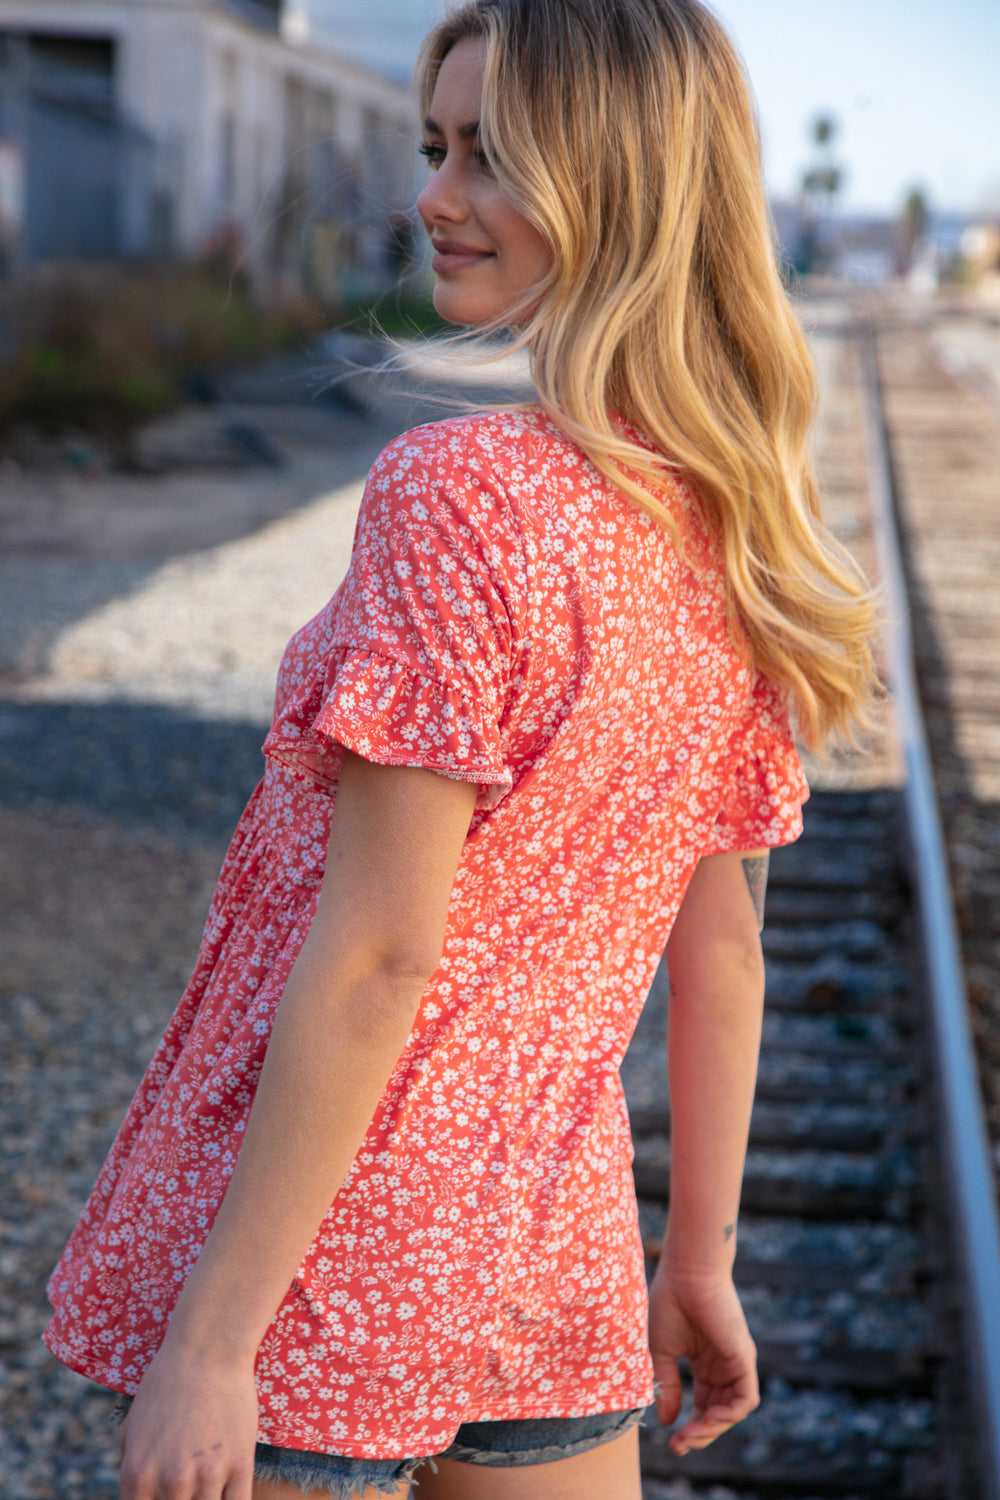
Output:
[44, 406, 808, 1459]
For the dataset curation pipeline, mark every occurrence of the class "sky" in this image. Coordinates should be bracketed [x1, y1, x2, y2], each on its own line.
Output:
[301, 0, 999, 219]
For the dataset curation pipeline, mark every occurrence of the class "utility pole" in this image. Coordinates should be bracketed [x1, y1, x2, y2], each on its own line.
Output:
[800, 114, 843, 273]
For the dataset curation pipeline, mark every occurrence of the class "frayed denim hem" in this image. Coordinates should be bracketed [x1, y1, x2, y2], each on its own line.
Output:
[252, 1447, 426, 1497]
[440, 1406, 647, 1468]
[111, 1391, 651, 1490]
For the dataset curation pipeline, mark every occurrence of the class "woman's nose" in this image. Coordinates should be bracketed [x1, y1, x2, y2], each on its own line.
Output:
[417, 158, 467, 227]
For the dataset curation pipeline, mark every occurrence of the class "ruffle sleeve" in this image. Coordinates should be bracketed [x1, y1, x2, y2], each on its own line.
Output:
[703, 675, 809, 854]
[262, 646, 513, 810]
[262, 420, 526, 812]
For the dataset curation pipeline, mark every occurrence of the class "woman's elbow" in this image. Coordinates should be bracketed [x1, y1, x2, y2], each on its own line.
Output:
[667, 928, 765, 996]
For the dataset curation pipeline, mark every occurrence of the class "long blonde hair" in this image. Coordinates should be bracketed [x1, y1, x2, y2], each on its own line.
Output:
[416, 0, 879, 749]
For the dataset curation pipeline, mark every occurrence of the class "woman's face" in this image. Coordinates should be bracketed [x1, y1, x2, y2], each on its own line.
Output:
[417, 38, 553, 326]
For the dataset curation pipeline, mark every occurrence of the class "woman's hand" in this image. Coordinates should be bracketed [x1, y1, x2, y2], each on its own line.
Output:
[648, 1261, 760, 1457]
[119, 1346, 259, 1500]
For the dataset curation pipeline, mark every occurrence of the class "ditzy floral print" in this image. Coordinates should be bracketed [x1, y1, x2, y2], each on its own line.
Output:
[45, 408, 808, 1459]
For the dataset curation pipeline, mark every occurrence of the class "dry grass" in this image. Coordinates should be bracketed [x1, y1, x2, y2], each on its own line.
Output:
[0, 261, 327, 446]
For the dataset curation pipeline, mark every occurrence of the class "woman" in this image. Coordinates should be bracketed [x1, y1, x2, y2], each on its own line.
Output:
[44, 2, 878, 1497]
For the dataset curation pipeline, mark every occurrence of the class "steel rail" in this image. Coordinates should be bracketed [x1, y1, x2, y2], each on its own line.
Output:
[860, 321, 1000, 1500]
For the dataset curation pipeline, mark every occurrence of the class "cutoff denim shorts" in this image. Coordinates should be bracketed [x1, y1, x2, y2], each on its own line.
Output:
[113, 1394, 647, 1497]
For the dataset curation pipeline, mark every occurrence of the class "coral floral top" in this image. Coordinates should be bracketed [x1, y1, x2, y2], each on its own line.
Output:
[44, 407, 808, 1459]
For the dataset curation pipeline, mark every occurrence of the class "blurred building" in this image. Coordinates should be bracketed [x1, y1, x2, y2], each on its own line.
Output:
[830, 216, 898, 285]
[771, 197, 905, 285]
[0, 0, 419, 298]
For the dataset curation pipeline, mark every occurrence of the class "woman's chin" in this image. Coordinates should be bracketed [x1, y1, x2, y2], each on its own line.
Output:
[432, 284, 495, 329]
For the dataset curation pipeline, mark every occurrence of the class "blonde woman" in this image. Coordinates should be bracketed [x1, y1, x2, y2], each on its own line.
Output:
[44, 2, 877, 1497]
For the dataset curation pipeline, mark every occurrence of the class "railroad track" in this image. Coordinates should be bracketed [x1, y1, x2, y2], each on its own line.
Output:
[624, 296, 1000, 1500]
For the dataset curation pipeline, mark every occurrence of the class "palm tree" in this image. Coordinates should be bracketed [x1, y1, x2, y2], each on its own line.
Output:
[900, 187, 929, 271]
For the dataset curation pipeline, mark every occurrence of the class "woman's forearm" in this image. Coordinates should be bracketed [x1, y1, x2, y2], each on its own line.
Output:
[161, 924, 428, 1368]
[663, 935, 765, 1275]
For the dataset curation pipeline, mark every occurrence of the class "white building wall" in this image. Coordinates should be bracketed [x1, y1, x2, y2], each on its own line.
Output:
[131, 7, 209, 255]
[0, 0, 419, 291]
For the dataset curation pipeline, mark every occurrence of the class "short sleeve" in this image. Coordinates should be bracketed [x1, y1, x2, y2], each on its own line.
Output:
[262, 422, 524, 812]
[702, 675, 809, 854]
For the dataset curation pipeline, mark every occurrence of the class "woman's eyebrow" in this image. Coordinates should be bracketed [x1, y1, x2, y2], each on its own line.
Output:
[423, 116, 481, 140]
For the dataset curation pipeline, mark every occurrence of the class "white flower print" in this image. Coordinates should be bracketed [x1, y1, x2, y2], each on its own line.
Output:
[43, 406, 806, 1460]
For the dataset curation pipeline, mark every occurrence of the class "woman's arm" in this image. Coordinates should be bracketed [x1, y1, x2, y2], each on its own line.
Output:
[119, 750, 478, 1500]
[648, 847, 769, 1457]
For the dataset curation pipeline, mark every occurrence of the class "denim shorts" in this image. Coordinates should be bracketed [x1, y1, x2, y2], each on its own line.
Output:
[113, 1395, 646, 1497]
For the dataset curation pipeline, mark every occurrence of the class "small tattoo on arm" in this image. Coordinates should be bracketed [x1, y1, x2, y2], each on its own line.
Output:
[741, 853, 769, 931]
[723, 1223, 735, 1242]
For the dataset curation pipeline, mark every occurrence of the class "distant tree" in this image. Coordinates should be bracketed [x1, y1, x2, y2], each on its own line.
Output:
[903, 188, 929, 243]
[898, 186, 930, 274]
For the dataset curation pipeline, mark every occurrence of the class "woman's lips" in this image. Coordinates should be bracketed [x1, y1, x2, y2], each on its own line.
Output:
[432, 242, 494, 274]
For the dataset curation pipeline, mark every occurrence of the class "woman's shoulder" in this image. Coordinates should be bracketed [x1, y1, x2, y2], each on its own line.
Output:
[356, 410, 570, 571]
[370, 405, 576, 486]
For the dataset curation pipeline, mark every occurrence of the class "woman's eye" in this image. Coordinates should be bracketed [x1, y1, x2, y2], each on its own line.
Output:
[417, 141, 494, 176]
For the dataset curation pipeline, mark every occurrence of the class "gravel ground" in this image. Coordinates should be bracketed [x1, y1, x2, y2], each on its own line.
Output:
[1, 324, 892, 1498]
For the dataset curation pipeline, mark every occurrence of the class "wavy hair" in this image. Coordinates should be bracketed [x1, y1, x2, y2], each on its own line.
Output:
[416, 0, 879, 748]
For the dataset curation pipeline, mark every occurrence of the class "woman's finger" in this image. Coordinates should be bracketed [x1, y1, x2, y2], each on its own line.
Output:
[203, 1463, 254, 1500]
[221, 1468, 255, 1500]
[670, 1414, 732, 1455]
[670, 1389, 761, 1454]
